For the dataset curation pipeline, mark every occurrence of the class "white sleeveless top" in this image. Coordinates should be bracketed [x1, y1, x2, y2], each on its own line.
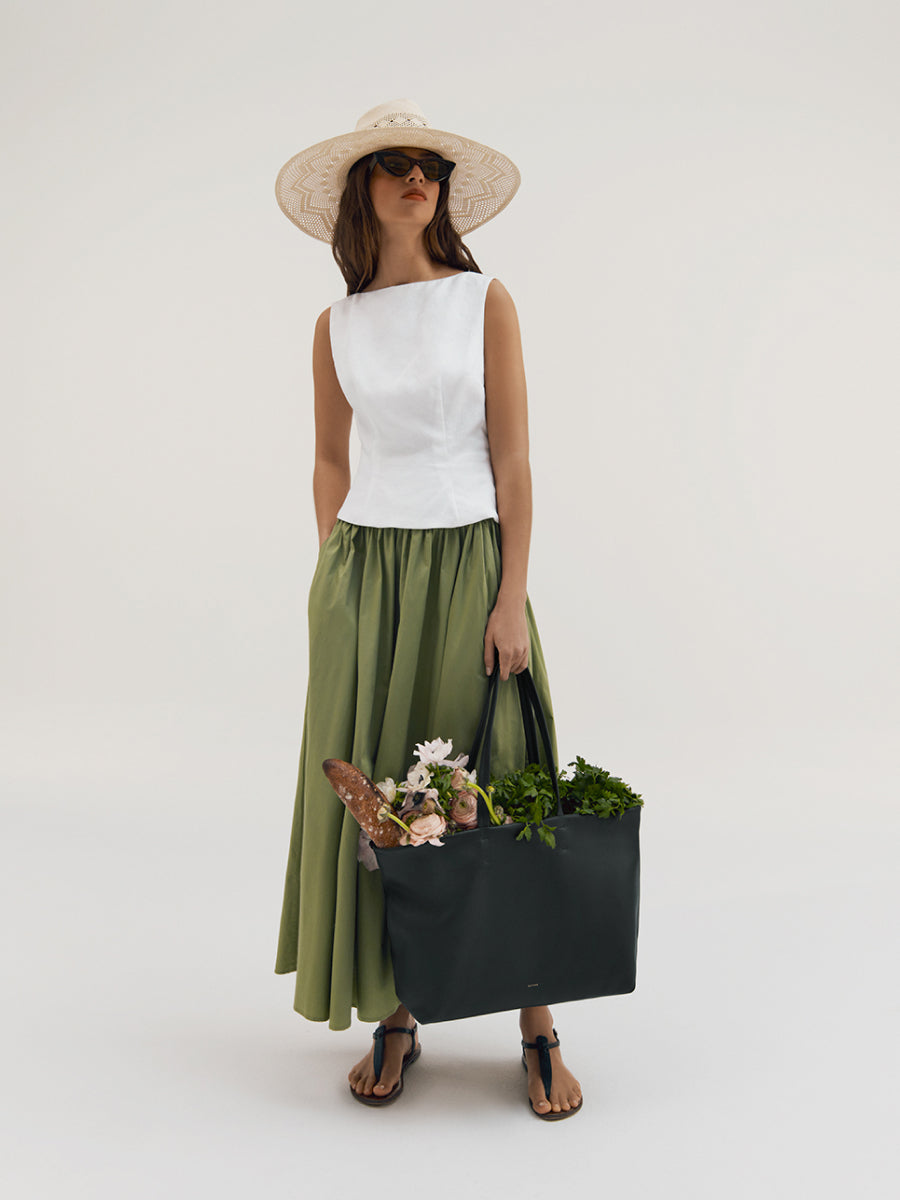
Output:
[330, 271, 500, 529]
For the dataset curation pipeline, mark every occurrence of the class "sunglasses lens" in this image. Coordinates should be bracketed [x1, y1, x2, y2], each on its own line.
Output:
[380, 153, 413, 176]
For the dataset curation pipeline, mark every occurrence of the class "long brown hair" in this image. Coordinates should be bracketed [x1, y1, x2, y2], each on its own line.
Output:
[331, 153, 481, 294]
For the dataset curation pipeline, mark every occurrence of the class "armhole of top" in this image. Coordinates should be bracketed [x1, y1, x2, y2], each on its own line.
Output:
[325, 303, 348, 403]
[326, 302, 347, 397]
[481, 277, 496, 381]
[325, 304, 334, 365]
[482, 275, 498, 325]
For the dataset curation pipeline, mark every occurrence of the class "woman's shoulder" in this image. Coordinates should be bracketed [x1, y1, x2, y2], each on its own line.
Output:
[484, 277, 517, 320]
[315, 305, 333, 337]
[313, 307, 336, 368]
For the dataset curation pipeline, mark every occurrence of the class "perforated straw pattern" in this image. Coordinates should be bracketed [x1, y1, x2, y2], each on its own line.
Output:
[275, 101, 521, 243]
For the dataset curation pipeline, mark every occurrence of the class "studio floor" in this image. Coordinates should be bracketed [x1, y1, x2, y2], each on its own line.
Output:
[4, 721, 895, 1200]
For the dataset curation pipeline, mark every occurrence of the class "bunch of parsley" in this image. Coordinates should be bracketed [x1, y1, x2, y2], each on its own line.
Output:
[488, 756, 644, 849]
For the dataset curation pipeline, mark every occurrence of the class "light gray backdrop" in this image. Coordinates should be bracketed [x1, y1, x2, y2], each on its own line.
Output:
[3, 1, 897, 1197]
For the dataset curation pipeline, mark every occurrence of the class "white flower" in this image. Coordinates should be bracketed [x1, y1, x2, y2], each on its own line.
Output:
[414, 737, 470, 770]
[405, 762, 432, 791]
[375, 777, 397, 804]
[414, 738, 454, 765]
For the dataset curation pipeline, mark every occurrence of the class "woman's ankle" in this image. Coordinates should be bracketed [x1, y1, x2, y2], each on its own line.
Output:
[383, 1002, 413, 1026]
[519, 1005, 554, 1035]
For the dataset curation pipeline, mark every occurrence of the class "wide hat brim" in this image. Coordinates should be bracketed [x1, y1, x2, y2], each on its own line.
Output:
[275, 123, 521, 243]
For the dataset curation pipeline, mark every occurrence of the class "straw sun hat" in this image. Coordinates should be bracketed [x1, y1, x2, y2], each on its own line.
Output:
[275, 98, 521, 243]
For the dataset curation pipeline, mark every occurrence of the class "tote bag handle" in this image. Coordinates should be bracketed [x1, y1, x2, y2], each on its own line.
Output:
[467, 653, 563, 828]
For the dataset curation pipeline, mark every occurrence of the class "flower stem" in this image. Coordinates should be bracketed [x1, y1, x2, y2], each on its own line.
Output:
[470, 781, 502, 825]
[380, 808, 412, 834]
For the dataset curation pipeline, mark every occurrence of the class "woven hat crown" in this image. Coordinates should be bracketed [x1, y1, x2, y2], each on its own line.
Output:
[353, 99, 432, 133]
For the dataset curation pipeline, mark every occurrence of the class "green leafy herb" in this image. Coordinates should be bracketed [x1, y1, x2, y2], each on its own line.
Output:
[488, 756, 644, 848]
[562, 756, 644, 820]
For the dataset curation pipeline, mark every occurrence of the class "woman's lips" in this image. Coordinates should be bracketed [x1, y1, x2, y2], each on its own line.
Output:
[402, 191, 426, 201]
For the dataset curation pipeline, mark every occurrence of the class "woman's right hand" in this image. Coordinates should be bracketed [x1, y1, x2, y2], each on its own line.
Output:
[483, 595, 530, 681]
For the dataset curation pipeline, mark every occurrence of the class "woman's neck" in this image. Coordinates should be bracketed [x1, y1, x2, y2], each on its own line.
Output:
[367, 234, 446, 290]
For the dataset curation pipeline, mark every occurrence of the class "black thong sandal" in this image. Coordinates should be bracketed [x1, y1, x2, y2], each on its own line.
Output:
[351, 1021, 421, 1106]
[521, 1027, 584, 1120]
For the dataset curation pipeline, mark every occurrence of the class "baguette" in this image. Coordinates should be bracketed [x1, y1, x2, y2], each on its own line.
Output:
[321, 758, 405, 848]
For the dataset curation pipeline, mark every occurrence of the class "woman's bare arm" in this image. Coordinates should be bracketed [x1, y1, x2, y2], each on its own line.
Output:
[312, 307, 353, 547]
[483, 278, 532, 680]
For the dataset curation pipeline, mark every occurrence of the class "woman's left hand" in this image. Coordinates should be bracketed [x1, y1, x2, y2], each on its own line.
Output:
[484, 597, 530, 680]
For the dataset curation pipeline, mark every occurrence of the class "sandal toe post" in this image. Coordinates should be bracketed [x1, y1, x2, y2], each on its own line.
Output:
[520, 1028, 584, 1121]
[350, 1021, 420, 1107]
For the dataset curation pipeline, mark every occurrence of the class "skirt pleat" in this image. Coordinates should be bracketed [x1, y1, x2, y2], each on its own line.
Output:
[274, 517, 558, 1029]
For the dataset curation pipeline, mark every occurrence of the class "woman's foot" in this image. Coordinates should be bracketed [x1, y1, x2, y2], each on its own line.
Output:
[348, 1003, 419, 1099]
[519, 1007, 583, 1116]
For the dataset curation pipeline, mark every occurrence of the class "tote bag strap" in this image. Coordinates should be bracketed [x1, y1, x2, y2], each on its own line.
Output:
[468, 654, 562, 827]
[468, 655, 540, 769]
[518, 674, 541, 765]
[515, 669, 561, 808]
[468, 655, 501, 774]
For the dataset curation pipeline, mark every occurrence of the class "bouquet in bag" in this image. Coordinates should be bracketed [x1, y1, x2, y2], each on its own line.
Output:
[323, 736, 643, 871]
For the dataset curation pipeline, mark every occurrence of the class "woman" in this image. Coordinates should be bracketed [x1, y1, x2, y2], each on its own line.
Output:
[273, 100, 583, 1119]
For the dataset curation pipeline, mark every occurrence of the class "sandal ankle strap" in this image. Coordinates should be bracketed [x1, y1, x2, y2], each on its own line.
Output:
[373, 1023, 417, 1038]
[521, 1026, 560, 1051]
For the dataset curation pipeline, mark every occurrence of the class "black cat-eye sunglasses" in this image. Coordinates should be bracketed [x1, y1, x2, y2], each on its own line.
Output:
[368, 150, 456, 183]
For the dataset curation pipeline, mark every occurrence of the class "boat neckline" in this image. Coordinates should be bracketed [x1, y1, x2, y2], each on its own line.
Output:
[355, 272, 474, 295]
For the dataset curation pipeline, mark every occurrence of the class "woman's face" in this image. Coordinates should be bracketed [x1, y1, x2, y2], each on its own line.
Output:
[367, 146, 443, 231]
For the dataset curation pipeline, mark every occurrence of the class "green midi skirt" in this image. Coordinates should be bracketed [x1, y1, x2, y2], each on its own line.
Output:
[274, 516, 558, 1030]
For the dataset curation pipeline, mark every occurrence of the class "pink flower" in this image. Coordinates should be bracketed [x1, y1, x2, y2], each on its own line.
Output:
[450, 792, 479, 828]
[420, 787, 445, 815]
[450, 767, 470, 791]
[406, 813, 447, 847]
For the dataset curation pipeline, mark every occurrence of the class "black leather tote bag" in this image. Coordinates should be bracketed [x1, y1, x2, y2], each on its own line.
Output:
[373, 667, 641, 1024]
